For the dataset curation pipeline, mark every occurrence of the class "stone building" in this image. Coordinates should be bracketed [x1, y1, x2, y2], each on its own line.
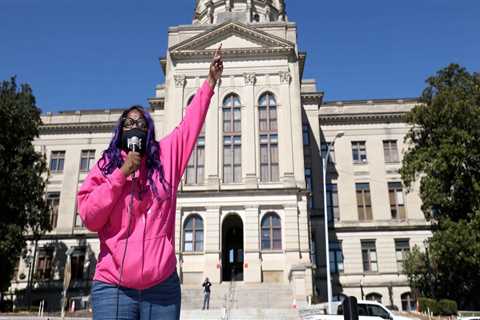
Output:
[8, 0, 429, 312]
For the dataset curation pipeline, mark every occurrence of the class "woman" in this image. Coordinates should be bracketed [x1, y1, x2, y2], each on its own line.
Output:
[77, 46, 223, 320]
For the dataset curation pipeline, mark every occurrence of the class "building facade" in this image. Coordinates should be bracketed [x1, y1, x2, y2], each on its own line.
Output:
[8, 0, 429, 312]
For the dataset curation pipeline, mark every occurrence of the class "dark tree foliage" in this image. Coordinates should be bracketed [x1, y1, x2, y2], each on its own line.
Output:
[401, 64, 480, 222]
[0, 77, 51, 292]
[401, 64, 480, 309]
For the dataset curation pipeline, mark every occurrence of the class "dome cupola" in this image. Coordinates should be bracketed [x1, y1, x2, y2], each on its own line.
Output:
[193, 0, 287, 24]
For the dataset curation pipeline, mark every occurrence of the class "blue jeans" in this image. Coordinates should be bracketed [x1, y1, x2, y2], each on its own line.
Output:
[91, 271, 181, 320]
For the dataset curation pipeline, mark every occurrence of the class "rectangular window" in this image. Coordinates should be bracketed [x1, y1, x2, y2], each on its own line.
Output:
[50, 151, 65, 173]
[80, 150, 95, 172]
[305, 168, 313, 209]
[389, 182, 406, 219]
[47, 192, 60, 228]
[383, 140, 399, 163]
[223, 136, 241, 183]
[329, 241, 344, 273]
[35, 248, 54, 280]
[185, 133, 205, 185]
[321, 142, 335, 163]
[352, 141, 367, 164]
[302, 124, 310, 145]
[356, 183, 372, 221]
[327, 184, 340, 222]
[361, 240, 378, 272]
[260, 134, 279, 182]
[70, 248, 86, 280]
[395, 239, 410, 272]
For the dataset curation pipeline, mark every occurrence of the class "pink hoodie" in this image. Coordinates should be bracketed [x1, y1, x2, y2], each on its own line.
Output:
[77, 80, 214, 290]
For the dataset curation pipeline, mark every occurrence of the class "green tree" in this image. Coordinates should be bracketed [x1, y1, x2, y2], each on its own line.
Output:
[401, 64, 480, 222]
[404, 215, 480, 308]
[401, 64, 480, 309]
[0, 77, 51, 292]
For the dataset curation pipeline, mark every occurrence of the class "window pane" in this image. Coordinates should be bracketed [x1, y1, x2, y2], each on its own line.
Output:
[268, 95, 276, 106]
[259, 107, 267, 119]
[184, 242, 193, 252]
[260, 165, 269, 181]
[185, 232, 193, 241]
[224, 166, 232, 183]
[234, 165, 241, 182]
[234, 145, 241, 164]
[271, 164, 279, 181]
[272, 240, 282, 250]
[234, 120, 241, 132]
[260, 145, 268, 163]
[270, 119, 277, 131]
[195, 230, 203, 242]
[269, 107, 277, 120]
[259, 95, 267, 106]
[261, 240, 270, 250]
[259, 119, 268, 131]
[270, 145, 278, 163]
[224, 120, 231, 132]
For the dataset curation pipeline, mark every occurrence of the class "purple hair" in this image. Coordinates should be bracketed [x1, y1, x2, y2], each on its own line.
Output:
[98, 105, 171, 199]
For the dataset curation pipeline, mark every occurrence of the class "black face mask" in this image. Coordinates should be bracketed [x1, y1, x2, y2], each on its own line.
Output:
[121, 128, 147, 155]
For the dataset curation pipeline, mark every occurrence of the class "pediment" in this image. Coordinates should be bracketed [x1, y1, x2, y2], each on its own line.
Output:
[170, 22, 296, 58]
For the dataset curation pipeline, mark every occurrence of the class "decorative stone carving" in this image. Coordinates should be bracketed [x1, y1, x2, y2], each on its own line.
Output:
[243, 73, 256, 86]
[279, 71, 291, 84]
[174, 75, 186, 88]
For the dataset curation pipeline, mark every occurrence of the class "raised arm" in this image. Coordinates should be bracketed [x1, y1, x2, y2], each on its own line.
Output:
[160, 46, 223, 187]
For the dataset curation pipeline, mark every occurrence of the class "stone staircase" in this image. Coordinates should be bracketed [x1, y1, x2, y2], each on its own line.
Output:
[180, 282, 300, 319]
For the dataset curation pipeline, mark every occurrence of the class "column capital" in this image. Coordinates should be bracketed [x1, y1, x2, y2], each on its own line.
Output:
[174, 75, 186, 88]
[279, 71, 291, 84]
[243, 72, 256, 86]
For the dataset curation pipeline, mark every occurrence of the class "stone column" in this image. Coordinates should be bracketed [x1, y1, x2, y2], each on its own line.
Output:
[243, 205, 261, 283]
[277, 71, 295, 187]
[206, 79, 220, 188]
[204, 207, 221, 283]
[242, 73, 258, 187]
[284, 204, 300, 257]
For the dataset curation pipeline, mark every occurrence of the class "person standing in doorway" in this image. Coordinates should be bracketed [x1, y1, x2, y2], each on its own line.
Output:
[202, 277, 212, 310]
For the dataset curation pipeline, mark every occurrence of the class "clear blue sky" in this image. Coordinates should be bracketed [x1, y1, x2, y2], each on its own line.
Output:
[1, 0, 479, 112]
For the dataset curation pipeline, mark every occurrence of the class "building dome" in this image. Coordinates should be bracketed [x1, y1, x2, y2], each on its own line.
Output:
[193, 0, 287, 24]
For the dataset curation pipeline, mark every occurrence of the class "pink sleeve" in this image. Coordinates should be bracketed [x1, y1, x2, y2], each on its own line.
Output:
[160, 80, 214, 187]
[77, 163, 127, 232]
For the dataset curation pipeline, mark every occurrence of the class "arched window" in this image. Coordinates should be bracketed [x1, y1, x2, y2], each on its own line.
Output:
[183, 214, 204, 252]
[261, 212, 281, 250]
[185, 95, 205, 185]
[366, 292, 382, 304]
[401, 292, 416, 311]
[258, 92, 279, 182]
[223, 94, 242, 183]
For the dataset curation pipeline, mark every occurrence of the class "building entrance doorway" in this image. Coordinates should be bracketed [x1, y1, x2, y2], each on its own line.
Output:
[222, 214, 243, 281]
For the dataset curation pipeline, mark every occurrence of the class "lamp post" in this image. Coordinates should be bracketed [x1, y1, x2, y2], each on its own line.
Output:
[322, 131, 344, 314]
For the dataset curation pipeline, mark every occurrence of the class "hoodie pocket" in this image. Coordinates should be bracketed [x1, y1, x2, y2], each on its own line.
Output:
[111, 237, 142, 287]
[111, 234, 176, 288]
[142, 234, 176, 285]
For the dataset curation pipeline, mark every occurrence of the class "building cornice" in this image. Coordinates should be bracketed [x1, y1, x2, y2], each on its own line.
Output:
[301, 92, 324, 106]
[320, 112, 407, 125]
[148, 97, 165, 110]
[178, 187, 303, 198]
[40, 122, 116, 135]
[329, 224, 431, 233]
[323, 97, 419, 106]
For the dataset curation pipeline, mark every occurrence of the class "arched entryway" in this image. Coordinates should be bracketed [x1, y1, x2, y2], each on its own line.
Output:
[222, 214, 244, 281]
